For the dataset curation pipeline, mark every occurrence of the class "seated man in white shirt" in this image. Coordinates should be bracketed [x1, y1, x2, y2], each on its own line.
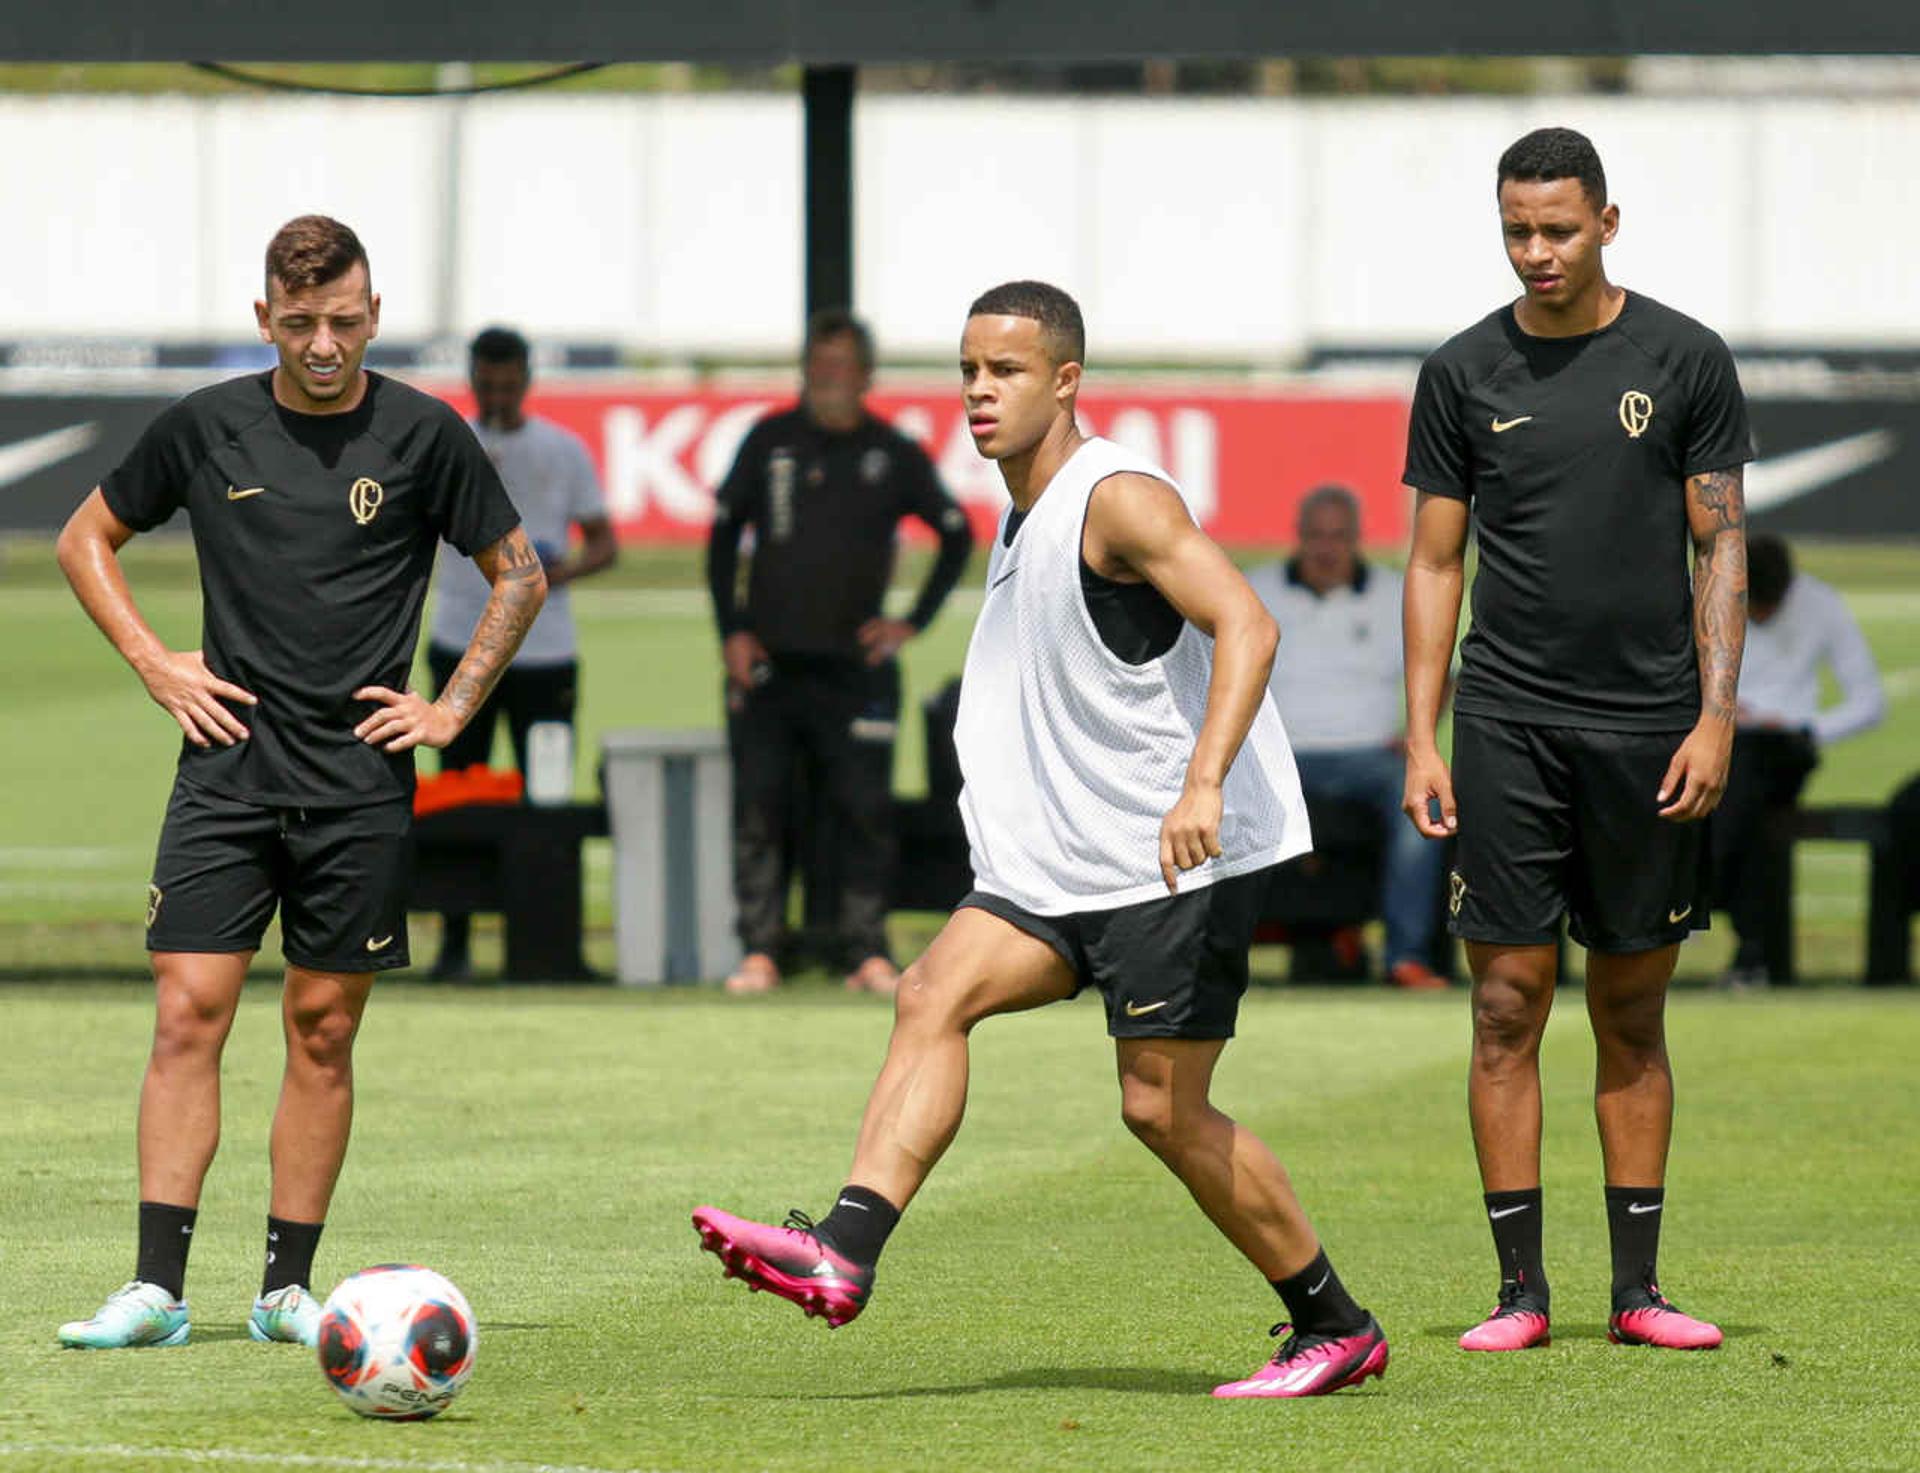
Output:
[1715, 532, 1884, 986]
[1247, 485, 1448, 989]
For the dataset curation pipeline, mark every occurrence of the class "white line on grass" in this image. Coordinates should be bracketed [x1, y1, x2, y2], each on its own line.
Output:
[0, 1443, 651, 1473]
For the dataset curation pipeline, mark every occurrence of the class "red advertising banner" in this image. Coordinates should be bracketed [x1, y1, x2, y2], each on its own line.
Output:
[433, 383, 1415, 549]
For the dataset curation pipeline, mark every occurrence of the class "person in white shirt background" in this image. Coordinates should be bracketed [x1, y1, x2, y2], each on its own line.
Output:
[1713, 532, 1883, 987]
[425, 326, 618, 978]
[1246, 485, 1449, 989]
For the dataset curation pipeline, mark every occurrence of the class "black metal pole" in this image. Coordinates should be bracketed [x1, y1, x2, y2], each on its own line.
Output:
[803, 64, 855, 316]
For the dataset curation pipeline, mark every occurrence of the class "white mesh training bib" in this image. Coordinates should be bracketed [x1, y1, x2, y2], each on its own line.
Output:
[955, 437, 1311, 915]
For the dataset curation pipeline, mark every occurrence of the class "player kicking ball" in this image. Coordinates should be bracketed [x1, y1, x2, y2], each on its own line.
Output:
[694, 281, 1386, 1399]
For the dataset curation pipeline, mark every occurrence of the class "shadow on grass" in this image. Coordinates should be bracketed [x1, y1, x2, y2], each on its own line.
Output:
[1415, 1322, 1770, 1341]
[754, 1366, 1239, 1400]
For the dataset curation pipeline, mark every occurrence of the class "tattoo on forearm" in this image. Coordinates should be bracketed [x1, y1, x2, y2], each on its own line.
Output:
[1688, 469, 1747, 724]
[441, 532, 547, 720]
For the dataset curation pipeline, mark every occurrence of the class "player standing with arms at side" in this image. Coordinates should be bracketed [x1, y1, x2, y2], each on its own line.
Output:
[54, 216, 543, 1349]
[1401, 129, 1749, 1352]
[694, 282, 1387, 1399]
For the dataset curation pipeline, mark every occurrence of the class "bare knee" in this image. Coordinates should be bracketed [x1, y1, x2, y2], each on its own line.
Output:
[1471, 966, 1553, 1060]
[1118, 1072, 1178, 1155]
[1591, 992, 1666, 1060]
[285, 998, 362, 1077]
[890, 962, 979, 1038]
[151, 976, 237, 1068]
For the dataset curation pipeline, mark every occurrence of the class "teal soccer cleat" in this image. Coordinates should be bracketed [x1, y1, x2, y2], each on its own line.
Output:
[248, 1284, 324, 1346]
[58, 1281, 190, 1349]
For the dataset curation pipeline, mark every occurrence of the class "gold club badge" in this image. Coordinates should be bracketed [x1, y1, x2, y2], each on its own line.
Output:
[146, 883, 163, 928]
[1448, 870, 1468, 918]
[349, 477, 385, 525]
[1618, 390, 1654, 439]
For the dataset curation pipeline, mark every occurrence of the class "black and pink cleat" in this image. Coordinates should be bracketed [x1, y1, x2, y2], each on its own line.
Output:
[1212, 1314, 1389, 1398]
[1609, 1288, 1722, 1350]
[692, 1205, 874, 1329]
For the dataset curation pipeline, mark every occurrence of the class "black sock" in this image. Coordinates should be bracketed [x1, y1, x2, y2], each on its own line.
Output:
[1484, 1187, 1549, 1308]
[135, 1201, 197, 1301]
[1271, 1249, 1369, 1338]
[1605, 1185, 1665, 1308]
[262, 1216, 325, 1296]
[812, 1185, 900, 1270]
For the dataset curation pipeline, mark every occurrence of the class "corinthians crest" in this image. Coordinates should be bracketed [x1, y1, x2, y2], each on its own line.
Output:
[1448, 870, 1468, 918]
[1617, 390, 1654, 439]
[349, 477, 384, 525]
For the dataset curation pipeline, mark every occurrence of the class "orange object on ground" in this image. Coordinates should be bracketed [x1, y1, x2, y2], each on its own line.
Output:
[413, 766, 525, 817]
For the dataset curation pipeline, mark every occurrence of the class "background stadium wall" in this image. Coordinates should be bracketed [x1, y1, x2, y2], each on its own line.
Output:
[2, 94, 1919, 355]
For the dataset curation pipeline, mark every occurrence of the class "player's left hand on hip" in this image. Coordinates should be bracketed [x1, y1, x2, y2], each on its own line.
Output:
[1657, 724, 1730, 822]
[352, 686, 461, 752]
[1159, 786, 1225, 893]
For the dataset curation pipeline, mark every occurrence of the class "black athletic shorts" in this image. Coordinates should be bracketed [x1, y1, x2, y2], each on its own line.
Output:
[1450, 715, 1710, 954]
[959, 869, 1271, 1040]
[145, 775, 413, 972]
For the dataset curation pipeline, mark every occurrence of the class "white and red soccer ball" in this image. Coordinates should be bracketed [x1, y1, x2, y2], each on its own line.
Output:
[316, 1265, 477, 1420]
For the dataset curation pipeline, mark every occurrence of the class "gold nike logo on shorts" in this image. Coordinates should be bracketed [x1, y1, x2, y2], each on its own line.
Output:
[1667, 905, 1692, 925]
[366, 934, 394, 951]
[227, 485, 267, 500]
[1123, 999, 1169, 1017]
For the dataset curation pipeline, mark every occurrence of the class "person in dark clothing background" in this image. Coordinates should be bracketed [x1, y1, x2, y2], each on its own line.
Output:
[707, 309, 973, 996]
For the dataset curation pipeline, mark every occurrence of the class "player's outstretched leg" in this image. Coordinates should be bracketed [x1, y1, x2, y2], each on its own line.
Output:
[694, 907, 1076, 1327]
[1459, 942, 1558, 1351]
[1107, 1037, 1386, 1396]
[1587, 947, 1721, 1351]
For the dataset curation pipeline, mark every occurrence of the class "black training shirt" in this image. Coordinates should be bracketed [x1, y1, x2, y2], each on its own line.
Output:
[706, 406, 973, 659]
[101, 370, 521, 805]
[1403, 292, 1752, 731]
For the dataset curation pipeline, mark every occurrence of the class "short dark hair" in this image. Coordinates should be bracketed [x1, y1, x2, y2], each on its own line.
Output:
[967, 280, 1086, 366]
[805, 308, 875, 372]
[1497, 127, 1608, 210]
[469, 325, 531, 369]
[264, 214, 370, 298]
[1747, 532, 1794, 608]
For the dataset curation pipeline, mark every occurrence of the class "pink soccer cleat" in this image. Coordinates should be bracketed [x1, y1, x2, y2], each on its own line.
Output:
[1609, 1289, 1722, 1350]
[692, 1205, 873, 1328]
[1211, 1315, 1389, 1399]
[1459, 1285, 1551, 1351]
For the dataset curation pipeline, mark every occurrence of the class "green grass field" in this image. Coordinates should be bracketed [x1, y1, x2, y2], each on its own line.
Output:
[1, 985, 1918, 1471]
[1, 536, 1918, 1469]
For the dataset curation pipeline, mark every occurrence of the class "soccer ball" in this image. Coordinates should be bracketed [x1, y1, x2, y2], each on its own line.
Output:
[316, 1265, 477, 1420]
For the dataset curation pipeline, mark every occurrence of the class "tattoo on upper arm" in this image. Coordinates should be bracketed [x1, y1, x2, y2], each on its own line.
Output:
[1688, 468, 1745, 537]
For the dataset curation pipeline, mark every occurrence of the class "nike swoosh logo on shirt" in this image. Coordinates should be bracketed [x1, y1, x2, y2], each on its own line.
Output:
[1490, 415, 1534, 433]
[1123, 999, 1169, 1017]
[990, 564, 1019, 589]
[227, 485, 267, 500]
[1488, 1204, 1531, 1220]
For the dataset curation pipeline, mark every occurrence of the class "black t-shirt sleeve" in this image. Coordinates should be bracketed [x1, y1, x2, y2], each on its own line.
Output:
[896, 442, 973, 630]
[706, 422, 768, 637]
[424, 407, 520, 556]
[1680, 334, 1753, 477]
[1402, 355, 1472, 501]
[100, 400, 203, 531]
